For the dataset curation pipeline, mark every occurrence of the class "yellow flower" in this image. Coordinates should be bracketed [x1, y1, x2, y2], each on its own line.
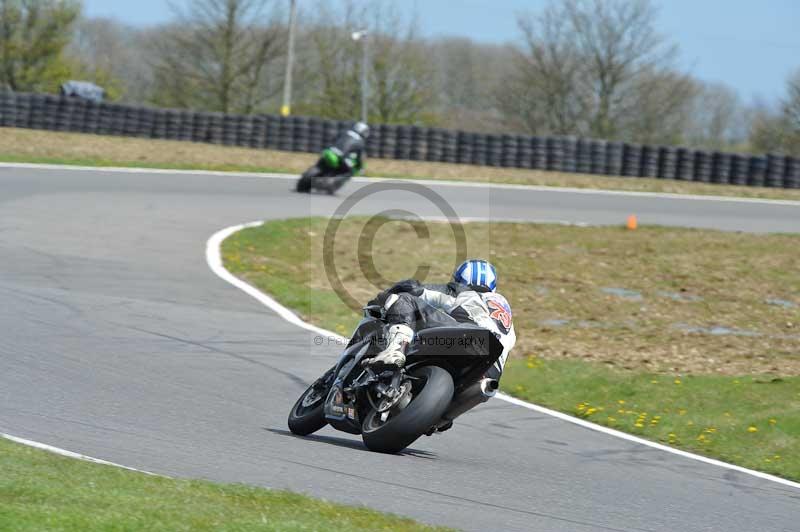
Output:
[617, 409, 625, 414]
[607, 417, 617, 423]
[650, 380, 659, 384]
[618, 400, 626, 405]
[634, 423, 644, 428]
[674, 379, 682, 385]
[586, 407, 598, 415]
[768, 419, 777, 425]
[747, 426, 758, 433]
[697, 434, 706, 441]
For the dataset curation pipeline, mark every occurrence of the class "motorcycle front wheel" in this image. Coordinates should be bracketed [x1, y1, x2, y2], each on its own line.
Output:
[361, 365, 454, 454]
[288, 376, 330, 436]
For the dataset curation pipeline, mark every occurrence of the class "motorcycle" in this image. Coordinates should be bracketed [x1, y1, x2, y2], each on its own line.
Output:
[287, 304, 503, 453]
[295, 147, 354, 195]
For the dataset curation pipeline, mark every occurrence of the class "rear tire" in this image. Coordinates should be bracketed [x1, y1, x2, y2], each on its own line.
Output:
[361, 366, 453, 454]
[288, 382, 329, 436]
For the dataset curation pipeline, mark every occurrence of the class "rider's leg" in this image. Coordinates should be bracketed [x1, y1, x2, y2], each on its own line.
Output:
[368, 293, 417, 367]
[369, 293, 458, 367]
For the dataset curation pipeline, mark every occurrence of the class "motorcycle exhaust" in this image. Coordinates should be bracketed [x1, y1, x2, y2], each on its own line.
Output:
[440, 378, 499, 424]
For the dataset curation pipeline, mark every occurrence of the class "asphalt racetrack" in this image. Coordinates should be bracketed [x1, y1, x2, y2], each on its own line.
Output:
[1, 164, 799, 531]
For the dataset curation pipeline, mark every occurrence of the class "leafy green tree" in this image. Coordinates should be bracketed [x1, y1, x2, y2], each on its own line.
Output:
[0, 0, 81, 92]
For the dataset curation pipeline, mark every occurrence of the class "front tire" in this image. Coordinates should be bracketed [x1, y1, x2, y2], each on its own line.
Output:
[288, 382, 329, 436]
[296, 172, 313, 193]
[361, 366, 454, 454]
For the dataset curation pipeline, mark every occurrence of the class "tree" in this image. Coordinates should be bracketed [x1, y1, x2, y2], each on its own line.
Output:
[300, 0, 437, 124]
[498, 0, 695, 143]
[750, 70, 800, 156]
[0, 0, 81, 92]
[496, 9, 584, 135]
[149, 0, 284, 114]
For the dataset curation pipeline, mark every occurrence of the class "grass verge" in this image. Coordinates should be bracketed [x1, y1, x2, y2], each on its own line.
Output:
[3, 127, 800, 201]
[222, 217, 800, 480]
[0, 437, 449, 531]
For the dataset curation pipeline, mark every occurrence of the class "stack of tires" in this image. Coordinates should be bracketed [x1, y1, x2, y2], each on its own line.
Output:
[711, 152, 731, 184]
[748, 156, 767, 187]
[575, 138, 592, 174]
[546, 137, 564, 172]
[561, 136, 577, 173]
[604, 142, 623, 176]
[784, 156, 800, 188]
[640, 145, 659, 178]
[657, 146, 677, 180]
[621, 143, 642, 177]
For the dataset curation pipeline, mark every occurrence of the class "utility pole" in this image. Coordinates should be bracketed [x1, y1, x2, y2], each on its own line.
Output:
[352, 30, 369, 123]
[281, 0, 297, 117]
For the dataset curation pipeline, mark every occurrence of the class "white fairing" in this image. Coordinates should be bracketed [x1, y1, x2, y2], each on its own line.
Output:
[420, 289, 516, 374]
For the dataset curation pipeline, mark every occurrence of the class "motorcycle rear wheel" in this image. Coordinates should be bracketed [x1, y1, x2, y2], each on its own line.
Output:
[361, 365, 454, 454]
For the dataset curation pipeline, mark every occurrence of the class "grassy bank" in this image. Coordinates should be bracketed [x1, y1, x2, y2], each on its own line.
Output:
[0, 437, 449, 532]
[3, 127, 800, 201]
[222, 217, 800, 480]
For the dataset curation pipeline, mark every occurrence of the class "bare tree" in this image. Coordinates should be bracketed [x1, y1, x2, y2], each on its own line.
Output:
[0, 0, 80, 92]
[149, 0, 284, 114]
[750, 70, 800, 155]
[496, 9, 585, 135]
[498, 0, 694, 143]
[300, 0, 437, 124]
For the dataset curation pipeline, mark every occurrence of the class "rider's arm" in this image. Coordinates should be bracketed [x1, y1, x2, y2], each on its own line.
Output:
[419, 288, 456, 310]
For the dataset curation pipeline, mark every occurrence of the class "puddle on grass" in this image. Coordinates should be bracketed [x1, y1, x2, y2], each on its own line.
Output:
[766, 298, 797, 309]
[657, 291, 704, 302]
[601, 287, 643, 301]
[672, 323, 762, 337]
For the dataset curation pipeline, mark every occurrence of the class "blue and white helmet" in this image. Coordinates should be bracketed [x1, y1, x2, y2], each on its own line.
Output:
[453, 259, 497, 292]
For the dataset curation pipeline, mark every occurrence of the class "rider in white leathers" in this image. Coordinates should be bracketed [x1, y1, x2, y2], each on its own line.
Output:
[366, 259, 516, 381]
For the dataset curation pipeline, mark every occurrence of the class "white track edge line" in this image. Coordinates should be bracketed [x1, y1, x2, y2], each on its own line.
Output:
[3, 161, 799, 207]
[1, 433, 162, 476]
[207, 220, 800, 492]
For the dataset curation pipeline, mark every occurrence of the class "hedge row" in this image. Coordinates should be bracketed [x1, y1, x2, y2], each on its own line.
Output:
[1, 91, 798, 188]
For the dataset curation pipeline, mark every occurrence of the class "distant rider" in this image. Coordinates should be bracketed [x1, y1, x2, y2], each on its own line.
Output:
[365, 259, 516, 384]
[296, 121, 369, 193]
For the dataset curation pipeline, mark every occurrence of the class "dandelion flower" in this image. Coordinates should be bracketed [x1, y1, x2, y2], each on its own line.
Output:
[618, 400, 626, 405]
[747, 426, 758, 433]
[769, 419, 777, 425]
[674, 379, 682, 385]
[634, 423, 644, 428]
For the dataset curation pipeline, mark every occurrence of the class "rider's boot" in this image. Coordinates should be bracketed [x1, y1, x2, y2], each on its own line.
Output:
[369, 324, 413, 368]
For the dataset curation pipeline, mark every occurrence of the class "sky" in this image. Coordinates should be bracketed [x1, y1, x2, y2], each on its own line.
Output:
[82, 0, 800, 103]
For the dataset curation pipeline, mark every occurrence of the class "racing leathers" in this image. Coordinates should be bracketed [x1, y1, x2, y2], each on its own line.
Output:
[370, 280, 516, 380]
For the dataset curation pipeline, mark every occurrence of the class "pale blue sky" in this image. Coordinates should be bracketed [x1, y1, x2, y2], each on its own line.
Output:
[84, 0, 800, 102]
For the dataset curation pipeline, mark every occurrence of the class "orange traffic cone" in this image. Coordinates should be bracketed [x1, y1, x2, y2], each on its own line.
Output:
[626, 215, 638, 230]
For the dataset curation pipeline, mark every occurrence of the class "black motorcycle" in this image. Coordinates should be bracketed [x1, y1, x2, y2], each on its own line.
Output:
[287, 305, 502, 453]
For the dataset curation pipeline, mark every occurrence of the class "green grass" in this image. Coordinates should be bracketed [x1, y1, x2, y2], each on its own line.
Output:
[222, 217, 800, 481]
[0, 437, 449, 532]
[502, 358, 799, 478]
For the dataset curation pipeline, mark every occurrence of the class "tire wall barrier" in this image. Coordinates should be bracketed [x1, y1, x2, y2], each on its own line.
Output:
[1, 90, 798, 189]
